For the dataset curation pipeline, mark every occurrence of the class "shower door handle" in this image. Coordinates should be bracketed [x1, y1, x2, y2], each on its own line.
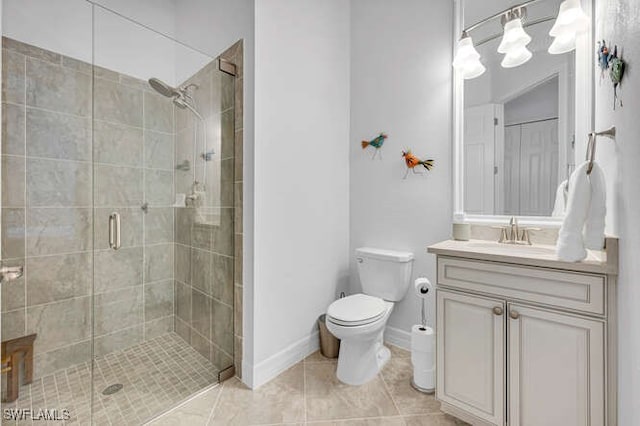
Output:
[109, 212, 121, 250]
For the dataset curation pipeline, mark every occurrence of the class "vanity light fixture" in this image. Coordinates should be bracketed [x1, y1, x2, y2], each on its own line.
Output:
[454, 0, 590, 75]
[452, 32, 486, 79]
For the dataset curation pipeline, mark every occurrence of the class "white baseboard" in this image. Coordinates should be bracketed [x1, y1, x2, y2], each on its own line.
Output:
[249, 331, 319, 389]
[384, 325, 411, 351]
[245, 326, 410, 389]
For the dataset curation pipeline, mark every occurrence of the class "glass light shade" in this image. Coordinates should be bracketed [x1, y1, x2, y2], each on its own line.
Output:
[498, 18, 532, 54]
[453, 36, 480, 68]
[462, 61, 487, 79]
[453, 35, 486, 79]
[548, 32, 576, 54]
[550, 0, 589, 36]
[501, 46, 533, 68]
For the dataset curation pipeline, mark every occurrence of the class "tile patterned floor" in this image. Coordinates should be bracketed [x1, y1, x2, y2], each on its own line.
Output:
[150, 345, 468, 426]
[2, 333, 219, 425]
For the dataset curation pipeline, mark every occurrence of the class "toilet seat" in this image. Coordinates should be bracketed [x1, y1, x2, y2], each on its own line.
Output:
[327, 294, 389, 327]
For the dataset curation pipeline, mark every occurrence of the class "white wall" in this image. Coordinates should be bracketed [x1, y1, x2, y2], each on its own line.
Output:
[92, 0, 177, 38]
[2, 0, 93, 63]
[350, 0, 453, 343]
[594, 1, 640, 424]
[252, 0, 350, 387]
[1, 0, 186, 84]
[504, 77, 558, 125]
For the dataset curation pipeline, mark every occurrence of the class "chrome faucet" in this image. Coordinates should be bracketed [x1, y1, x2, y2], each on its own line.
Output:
[496, 217, 539, 245]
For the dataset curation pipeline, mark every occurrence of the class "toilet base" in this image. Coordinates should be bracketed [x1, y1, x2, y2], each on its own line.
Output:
[336, 332, 391, 385]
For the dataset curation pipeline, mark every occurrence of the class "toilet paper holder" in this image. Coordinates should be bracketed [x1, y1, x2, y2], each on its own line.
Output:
[414, 277, 432, 327]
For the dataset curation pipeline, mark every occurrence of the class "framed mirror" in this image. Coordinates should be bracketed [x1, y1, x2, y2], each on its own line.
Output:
[453, 0, 594, 225]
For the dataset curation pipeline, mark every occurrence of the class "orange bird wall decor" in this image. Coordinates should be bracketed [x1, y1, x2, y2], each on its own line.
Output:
[401, 150, 434, 179]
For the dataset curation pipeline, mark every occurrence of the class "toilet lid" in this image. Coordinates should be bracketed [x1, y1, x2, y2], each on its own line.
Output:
[327, 294, 388, 326]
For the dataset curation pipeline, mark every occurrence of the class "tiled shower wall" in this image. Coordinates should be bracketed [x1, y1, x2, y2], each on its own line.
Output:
[173, 44, 241, 374]
[1, 37, 175, 378]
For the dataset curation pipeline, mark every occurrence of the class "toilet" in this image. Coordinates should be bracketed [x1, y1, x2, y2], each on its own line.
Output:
[326, 247, 414, 385]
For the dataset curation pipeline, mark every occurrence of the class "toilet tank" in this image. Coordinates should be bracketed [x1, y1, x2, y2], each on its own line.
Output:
[356, 247, 414, 301]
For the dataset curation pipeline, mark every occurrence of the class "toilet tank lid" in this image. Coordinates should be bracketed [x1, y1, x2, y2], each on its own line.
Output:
[355, 247, 414, 262]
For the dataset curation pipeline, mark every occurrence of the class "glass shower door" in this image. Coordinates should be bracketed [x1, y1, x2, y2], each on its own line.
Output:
[1, 0, 94, 423]
[1, 1, 236, 423]
[90, 4, 235, 424]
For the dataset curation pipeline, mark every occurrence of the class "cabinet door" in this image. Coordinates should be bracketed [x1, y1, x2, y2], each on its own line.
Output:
[508, 304, 605, 426]
[437, 289, 505, 425]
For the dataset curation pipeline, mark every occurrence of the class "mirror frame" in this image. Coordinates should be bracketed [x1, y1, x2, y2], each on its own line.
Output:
[452, 0, 595, 227]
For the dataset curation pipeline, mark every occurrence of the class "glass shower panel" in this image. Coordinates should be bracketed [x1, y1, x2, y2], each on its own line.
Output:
[91, 4, 235, 424]
[1, 0, 93, 422]
[174, 56, 237, 378]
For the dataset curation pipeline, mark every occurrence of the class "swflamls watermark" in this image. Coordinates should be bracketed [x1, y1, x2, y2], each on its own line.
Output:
[3, 408, 71, 421]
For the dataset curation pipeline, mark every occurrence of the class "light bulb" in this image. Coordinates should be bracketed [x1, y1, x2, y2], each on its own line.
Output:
[501, 46, 533, 68]
[498, 18, 532, 54]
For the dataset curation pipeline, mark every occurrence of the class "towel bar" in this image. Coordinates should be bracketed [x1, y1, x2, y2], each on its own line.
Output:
[586, 126, 616, 174]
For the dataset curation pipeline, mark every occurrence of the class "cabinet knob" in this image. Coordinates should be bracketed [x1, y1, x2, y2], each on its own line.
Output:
[509, 310, 520, 320]
[493, 306, 503, 316]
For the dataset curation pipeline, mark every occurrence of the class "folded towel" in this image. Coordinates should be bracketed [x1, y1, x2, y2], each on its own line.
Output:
[557, 163, 590, 261]
[584, 163, 606, 250]
[551, 179, 568, 217]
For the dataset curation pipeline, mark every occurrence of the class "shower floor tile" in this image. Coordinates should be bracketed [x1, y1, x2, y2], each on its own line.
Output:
[1, 333, 219, 425]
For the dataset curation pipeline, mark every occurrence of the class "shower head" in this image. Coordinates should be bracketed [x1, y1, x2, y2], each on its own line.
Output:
[148, 78, 203, 120]
[148, 77, 181, 98]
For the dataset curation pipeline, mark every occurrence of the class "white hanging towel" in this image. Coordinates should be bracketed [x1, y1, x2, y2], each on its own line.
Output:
[551, 179, 568, 217]
[557, 163, 591, 261]
[583, 163, 606, 250]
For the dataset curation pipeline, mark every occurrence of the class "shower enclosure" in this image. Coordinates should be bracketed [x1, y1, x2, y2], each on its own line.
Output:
[0, 1, 240, 423]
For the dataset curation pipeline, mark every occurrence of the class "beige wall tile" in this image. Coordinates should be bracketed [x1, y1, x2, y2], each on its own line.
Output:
[2, 155, 25, 207]
[2, 48, 26, 104]
[27, 252, 92, 306]
[26, 57, 91, 116]
[26, 108, 91, 161]
[26, 208, 92, 256]
[94, 77, 143, 126]
[2, 103, 26, 155]
[93, 119, 143, 166]
[26, 296, 90, 353]
[145, 280, 174, 320]
[26, 158, 91, 207]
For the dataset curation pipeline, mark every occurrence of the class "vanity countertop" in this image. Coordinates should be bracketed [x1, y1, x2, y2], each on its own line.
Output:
[428, 238, 618, 275]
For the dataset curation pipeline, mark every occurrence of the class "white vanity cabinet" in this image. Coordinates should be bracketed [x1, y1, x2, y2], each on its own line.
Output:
[428, 239, 618, 426]
[507, 304, 604, 426]
[436, 290, 505, 425]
